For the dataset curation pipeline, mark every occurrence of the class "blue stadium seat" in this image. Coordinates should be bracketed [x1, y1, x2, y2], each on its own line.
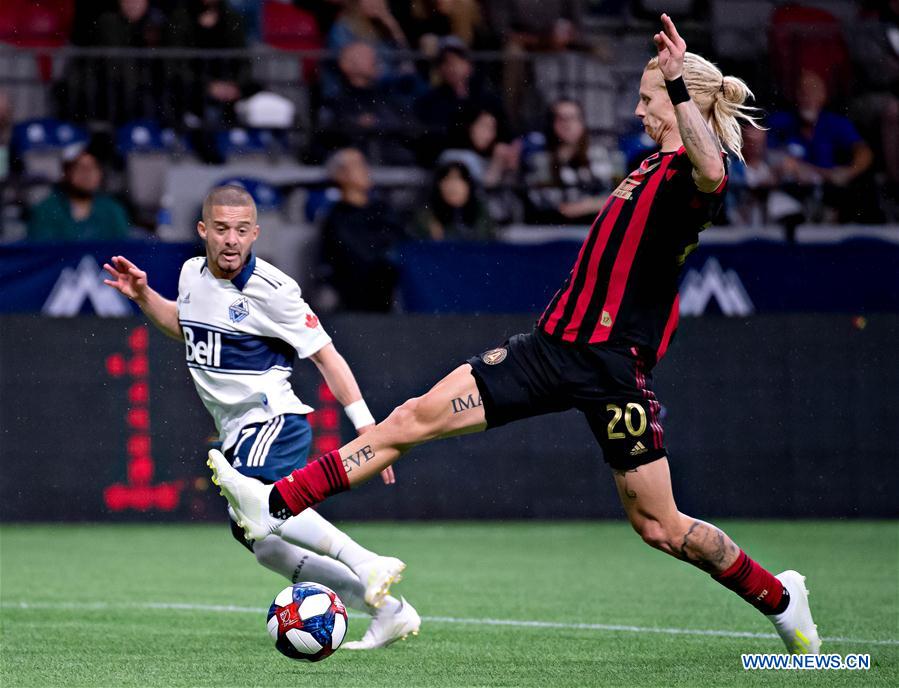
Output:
[214, 128, 286, 162]
[212, 177, 284, 213]
[618, 125, 658, 169]
[115, 120, 182, 155]
[11, 118, 90, 183]
[11, 118, 88, 154]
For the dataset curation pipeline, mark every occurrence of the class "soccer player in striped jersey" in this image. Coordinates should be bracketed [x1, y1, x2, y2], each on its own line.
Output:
[208, 15, 820, 654]
[103, 185, 420, 649]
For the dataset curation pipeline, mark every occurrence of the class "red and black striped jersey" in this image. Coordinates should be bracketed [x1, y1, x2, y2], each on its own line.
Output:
[537, 147, 727, 363]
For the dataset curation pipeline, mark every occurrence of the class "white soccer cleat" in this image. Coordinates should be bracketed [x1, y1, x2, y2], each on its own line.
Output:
[206, 449, 284, 541]
[767, 570, 821, 654]
[353, 556, 407, 608]
[343, 598, 421, 650]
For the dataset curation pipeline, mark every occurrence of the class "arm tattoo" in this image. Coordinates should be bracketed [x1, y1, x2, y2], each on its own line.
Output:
[613, 468, 638, 499]
[341, 444, 375, 474]
[450, 394, 483, 414]
[676, 103, 722, 182]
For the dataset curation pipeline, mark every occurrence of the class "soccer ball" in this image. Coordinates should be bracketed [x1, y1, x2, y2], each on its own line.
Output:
[266, 582, 348, 662]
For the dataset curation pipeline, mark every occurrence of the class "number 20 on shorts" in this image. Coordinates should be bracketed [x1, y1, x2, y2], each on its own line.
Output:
[606, 403, 648, 439]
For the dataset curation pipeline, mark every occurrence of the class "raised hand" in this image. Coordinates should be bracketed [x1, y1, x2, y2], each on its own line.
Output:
[653, 13, 686, 80]
[103, 255, 149, 302]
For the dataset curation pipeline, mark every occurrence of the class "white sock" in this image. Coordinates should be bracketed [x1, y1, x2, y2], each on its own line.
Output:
[253, 535, 374, 612]
[278, 509, 378, 572]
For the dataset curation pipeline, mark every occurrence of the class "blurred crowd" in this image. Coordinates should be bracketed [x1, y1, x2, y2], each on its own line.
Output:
[1, 0, 898, 309]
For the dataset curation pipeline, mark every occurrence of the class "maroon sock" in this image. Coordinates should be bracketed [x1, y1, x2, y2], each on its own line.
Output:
[270, 451, 349, 516]
[712, 549, 789, 615]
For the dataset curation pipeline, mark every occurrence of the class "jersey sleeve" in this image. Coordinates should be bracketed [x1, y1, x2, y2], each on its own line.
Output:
[176, 258, 198, 316]
[264, 283, 332, 358]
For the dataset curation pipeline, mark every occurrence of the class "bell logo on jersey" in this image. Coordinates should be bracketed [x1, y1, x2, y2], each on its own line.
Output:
[183, 326, 222, 367]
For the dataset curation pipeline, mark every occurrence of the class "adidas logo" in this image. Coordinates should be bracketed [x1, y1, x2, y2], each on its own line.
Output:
[629, 441, 647, 457]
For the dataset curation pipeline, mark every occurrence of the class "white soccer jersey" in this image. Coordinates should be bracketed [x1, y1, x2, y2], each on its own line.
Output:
[176, 254, 331, 450]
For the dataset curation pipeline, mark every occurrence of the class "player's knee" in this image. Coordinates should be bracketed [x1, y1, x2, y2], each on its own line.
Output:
[632, 518, 671, 551]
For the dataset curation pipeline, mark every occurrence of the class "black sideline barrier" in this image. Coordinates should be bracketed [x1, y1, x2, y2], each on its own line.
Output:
[1, 314, 896, 521]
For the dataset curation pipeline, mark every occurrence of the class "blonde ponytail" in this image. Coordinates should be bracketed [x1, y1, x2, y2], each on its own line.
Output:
[647, 52, 763, 163]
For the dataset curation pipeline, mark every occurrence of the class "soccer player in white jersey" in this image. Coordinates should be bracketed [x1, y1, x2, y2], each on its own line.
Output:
[103, 185, 420, 649]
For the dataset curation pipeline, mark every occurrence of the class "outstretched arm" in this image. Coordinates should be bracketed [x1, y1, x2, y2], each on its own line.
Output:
[103, 255, 182, 341]
[309, 342, 396, 485]
[654, 13, 725, 192]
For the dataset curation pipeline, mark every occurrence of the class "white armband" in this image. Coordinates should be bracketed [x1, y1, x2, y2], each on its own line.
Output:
[344, 400, 376, 429]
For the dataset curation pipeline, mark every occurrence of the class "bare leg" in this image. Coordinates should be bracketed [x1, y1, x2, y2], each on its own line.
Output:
[335, 364, 487, 486]
[612, 457, 740, 574]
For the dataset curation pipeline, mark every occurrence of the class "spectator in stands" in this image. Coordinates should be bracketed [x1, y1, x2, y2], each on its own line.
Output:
[415, 37, 506, 163]
[438, 107, 519, 189]
[410, 161, 495, 241]
[767, 69, 878, 223]
[27, 145, 130, 241]
[726, 124, 776, 226]
[317, 41, 417, 163]
[165, 0, 252, 134]
[522, 98, 611, 225]
[97, 0, 166, 47]
[292, 0, 344, 37]
[487, 0, 583, 52]
[319, 148, 406, 311]
[63, 0, 167, 123]
[328, 0, 410, 74]
[487, 0, 585, 131]
[404, 0, 495, 57]
[849, 0, 899, 208]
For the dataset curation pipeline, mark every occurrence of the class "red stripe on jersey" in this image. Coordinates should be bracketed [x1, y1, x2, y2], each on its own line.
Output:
[589, 154, 674, 343]
[541, 199, 621, 335]
[635, 359, 662, 450]
[656, 294, 680, 362]
[559, 197, 627, 342]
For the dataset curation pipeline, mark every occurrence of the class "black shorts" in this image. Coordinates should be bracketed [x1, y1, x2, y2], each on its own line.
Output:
[467, 330, 667, 470]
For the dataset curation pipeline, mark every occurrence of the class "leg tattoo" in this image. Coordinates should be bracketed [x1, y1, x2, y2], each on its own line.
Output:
[676, 520, 740, 573]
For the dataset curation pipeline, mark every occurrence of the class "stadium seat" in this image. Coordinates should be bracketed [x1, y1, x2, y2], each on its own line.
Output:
[212, 177, 284, 214]
[116, 120, 187, 223]
[618, 124, 658, 171]
[11, 117, 89, 182]
[214, 128, 287, 164]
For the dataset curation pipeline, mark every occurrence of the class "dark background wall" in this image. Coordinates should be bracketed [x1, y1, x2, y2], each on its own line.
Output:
[1, 313, 896, 521]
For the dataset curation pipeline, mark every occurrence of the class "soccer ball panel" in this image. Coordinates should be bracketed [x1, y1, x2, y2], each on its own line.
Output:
[286, 628, 323, 655]
[298, 593, 332, 620]
[331, 612, 347, 649]
[266, 614, 279, 640]
[274, 586, 294, 608]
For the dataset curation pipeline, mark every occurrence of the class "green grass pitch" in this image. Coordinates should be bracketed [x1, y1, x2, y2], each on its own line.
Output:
[1, 521, 896, 687]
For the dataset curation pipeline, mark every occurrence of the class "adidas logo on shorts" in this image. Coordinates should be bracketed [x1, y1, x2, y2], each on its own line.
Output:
[629, 441, 647, 457]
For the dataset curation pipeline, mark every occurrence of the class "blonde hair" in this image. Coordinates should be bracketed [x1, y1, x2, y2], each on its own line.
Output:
[646, 52, 762, 163]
